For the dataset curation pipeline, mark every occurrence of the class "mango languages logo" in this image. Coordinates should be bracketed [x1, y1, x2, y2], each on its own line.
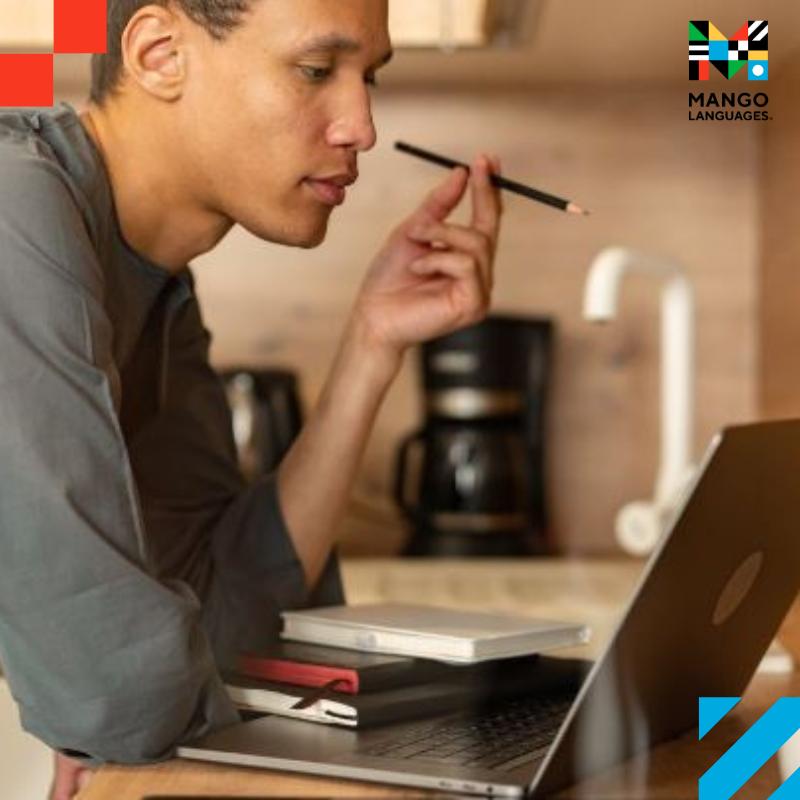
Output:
[698, 696, 800, 799]
[0, 0, 107, 107]
[689, 20, 769, 81]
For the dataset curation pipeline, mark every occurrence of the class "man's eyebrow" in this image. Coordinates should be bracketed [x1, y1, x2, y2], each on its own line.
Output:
[294, 34, 394, 69]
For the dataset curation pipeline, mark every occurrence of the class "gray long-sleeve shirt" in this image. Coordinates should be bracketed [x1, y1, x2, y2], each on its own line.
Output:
[0, 104, 344, 764]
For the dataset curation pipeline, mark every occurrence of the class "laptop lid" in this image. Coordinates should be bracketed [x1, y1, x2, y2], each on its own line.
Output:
[530, 420, 800, 796]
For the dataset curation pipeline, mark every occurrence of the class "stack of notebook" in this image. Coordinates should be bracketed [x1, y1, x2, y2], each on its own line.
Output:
[224, 604, 590, 728]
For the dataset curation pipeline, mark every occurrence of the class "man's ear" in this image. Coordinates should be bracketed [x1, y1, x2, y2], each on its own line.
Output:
[120, 5, 186, 101]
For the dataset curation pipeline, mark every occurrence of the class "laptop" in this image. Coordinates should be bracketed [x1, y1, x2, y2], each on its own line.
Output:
[179, 420, 800, 797]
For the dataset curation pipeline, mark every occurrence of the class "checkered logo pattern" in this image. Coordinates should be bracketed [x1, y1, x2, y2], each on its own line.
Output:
[729, 40, 748, 61]
[0, 0, 107, 106]
[689, 20, 768, 81]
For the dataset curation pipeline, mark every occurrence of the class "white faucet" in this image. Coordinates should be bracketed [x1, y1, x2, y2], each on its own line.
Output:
[583, 247, 696, 556]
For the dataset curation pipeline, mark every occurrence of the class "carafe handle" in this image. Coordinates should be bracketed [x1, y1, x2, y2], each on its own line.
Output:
[394, 430, 426, 516]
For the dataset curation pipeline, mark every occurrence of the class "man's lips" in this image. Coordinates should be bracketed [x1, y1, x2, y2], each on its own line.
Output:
[304, 173, 358, 207]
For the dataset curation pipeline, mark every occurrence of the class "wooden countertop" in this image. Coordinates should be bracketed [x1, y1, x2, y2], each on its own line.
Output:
[77, 558, 799, 799]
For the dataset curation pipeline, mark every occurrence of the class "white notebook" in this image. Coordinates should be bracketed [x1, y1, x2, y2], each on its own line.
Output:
[224, 679, 358, 727]
[280, 603, 590, 664]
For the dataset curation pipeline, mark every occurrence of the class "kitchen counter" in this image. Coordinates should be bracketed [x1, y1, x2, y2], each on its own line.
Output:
[77, 558, 797, 799]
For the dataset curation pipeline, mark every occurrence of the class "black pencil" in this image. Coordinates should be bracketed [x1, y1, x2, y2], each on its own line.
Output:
[394, 141, 589, 216]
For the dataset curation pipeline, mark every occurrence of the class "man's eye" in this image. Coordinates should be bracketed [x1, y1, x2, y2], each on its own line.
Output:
[300, 65, 333, 82]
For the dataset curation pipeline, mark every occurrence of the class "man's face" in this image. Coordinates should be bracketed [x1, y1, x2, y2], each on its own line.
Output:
[178, 0, 392, 248]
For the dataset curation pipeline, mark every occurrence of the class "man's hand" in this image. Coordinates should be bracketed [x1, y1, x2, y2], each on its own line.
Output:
[50, 751, 94, 800]
[352, 153, 503, 364]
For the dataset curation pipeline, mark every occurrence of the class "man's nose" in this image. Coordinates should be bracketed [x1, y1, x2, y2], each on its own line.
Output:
[327, 87, 377, 152]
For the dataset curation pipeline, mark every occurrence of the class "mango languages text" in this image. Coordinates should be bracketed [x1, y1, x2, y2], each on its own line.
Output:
[688, 91, 770, 121]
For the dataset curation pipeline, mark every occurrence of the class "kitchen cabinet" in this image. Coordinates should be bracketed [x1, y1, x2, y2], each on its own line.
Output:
[0, 2, 53, 51]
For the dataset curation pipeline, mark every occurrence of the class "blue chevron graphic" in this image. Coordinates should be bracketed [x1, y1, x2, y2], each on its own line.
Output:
[699, 697, 800, 800]
[769, 762, 800, 799]
[699, 697, 742, 739]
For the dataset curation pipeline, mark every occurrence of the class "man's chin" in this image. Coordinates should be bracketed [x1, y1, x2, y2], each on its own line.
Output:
[242, 215, 330, 249]
[295, 221, 329, 249]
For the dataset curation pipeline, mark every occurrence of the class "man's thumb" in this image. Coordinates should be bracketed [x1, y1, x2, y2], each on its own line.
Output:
[77, 768, 94, 790]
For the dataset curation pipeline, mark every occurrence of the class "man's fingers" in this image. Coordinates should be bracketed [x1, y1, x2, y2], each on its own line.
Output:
[51, 751, 93, 800]
[414, 166, 470, 225]
[78, 768, 94, 790]
[401, 151, 502, 308]
[469, 153, 502, 239]
[408, 222, 493, 291]
[410, 250, 473, 280]
[409, 251, 490, 314]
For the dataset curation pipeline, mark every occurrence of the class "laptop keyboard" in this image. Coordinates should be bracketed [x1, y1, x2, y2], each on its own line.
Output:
[359, 694, 572, 773]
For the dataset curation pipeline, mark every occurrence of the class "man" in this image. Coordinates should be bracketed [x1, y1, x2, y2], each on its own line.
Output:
[0, 0, 502, 797]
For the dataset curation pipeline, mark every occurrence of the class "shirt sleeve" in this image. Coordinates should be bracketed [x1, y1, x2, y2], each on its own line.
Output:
[0, 146, 240, 763]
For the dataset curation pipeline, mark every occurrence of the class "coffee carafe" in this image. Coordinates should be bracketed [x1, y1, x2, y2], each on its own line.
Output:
[395, 315, 553, 556]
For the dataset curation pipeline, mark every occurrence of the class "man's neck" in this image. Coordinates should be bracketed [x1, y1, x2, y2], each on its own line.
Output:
[80, 102, 233, 273]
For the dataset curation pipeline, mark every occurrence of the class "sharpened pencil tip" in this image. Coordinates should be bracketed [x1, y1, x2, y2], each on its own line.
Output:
[567, 202, 591, 217]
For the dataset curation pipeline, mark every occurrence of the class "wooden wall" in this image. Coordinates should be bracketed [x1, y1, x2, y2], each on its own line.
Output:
[191, 86, 760, 555]
[761, 57, 800, 418]
[761, 50, 800, 656]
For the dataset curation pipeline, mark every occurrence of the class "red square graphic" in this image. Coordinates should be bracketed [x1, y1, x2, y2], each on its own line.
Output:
[55, 0, 107, 54]
[1, 2, 107, 106]
[0, 54, 54, 107]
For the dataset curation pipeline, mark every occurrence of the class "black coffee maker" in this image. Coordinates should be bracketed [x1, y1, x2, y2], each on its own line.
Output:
[395, 315, 553, 556]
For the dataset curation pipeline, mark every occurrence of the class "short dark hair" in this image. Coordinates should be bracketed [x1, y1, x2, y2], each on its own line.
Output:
[90, 0, 252, 105]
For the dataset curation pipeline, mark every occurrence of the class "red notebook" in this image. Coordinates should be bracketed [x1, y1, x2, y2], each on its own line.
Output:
[237, 641, 451, 694]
